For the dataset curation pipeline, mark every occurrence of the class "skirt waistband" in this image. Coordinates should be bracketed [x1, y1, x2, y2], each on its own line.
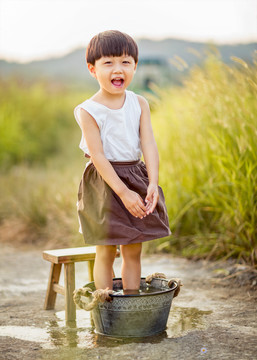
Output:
[110, 160, 141, 166]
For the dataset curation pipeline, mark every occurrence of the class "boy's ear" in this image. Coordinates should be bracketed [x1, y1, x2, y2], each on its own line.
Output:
[134, 62, 138, 72]
[88, 63, 97, 78]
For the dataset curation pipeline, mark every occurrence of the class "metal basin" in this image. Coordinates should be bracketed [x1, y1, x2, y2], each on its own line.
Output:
[84, 277, 178, 337]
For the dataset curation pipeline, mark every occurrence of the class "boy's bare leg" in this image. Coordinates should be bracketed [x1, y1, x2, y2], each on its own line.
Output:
[120, 243, 142, 292]
[94, 245, 117, 289]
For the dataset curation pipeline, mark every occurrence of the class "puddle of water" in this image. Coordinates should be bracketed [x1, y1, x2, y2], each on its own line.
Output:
[0, 326, 50, 344]
[166, 306, 213, 337]
[0, 321, 94, 350]
[55, 310, 92, 328]
[0, 306, 212, 349]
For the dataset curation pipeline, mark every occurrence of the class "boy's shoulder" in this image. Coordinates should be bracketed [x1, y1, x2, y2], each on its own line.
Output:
[135, 93, 150, 111]
[126, 90, 149, 109]
[125, 90, 149, 114]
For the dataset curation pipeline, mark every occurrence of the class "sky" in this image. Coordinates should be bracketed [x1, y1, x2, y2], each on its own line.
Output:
[0, 0, 256, 63]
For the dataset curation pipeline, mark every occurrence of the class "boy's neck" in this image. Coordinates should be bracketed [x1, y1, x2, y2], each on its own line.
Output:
[91, 89, 127, 110]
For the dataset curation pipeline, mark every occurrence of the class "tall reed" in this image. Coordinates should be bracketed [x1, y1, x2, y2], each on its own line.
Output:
[151, 54, 257, 265]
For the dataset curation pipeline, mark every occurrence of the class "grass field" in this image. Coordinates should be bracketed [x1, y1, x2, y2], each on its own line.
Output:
[1, 53, 256, 265]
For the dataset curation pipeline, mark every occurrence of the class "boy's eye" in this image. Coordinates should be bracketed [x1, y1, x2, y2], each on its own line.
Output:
[123, 61, 130, 64]
[104, 61, 112, 64]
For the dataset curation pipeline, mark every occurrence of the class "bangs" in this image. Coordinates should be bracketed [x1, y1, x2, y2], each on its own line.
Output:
[86, 30, 138, 65]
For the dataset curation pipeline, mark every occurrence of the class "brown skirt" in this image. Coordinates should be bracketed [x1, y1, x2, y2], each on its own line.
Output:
[77, 160, 171, 245]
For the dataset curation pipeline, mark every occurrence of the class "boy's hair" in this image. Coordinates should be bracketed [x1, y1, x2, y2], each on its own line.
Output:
[86, 30, 138, 65]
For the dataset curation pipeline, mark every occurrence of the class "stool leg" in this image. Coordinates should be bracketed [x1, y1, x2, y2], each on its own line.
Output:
[44, 263, 62, 310]
[64, 263, 76, 322]
[88, 260, 94, 282]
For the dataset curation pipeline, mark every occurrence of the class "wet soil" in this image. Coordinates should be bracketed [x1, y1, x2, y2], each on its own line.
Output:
[0, 245, 256, 360]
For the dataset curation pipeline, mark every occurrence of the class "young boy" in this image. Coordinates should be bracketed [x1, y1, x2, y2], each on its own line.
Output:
[74, 30, 170, 294]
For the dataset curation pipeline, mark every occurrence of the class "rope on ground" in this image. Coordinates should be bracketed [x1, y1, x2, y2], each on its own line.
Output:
[73, 287, 113, 311]
[146, 272, 182, 298]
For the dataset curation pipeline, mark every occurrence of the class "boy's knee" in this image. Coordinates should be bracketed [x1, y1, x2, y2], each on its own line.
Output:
[96, 245, 117, 261]
[121, 243, 142, 260]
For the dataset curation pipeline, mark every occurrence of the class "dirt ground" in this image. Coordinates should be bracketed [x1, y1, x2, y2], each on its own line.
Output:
[0, 244, 256, 360]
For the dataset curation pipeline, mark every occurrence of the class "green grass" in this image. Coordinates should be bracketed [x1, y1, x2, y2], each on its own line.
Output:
[0, 77, 89, 168]
[150, 54, 257, 265]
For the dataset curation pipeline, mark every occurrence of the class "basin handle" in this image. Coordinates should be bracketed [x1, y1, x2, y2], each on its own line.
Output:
[73, 286, 113, 311]
[167, 278, 183, 298]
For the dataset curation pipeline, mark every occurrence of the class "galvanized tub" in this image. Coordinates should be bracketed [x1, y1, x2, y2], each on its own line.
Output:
[81, 277, 178, 337]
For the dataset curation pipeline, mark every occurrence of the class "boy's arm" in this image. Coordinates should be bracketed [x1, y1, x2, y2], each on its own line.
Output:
[79, 108, 147, 219]
[138, 95, 159, 214]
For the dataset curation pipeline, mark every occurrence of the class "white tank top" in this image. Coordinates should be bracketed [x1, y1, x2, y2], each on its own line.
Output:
[74, 90, 142, 162]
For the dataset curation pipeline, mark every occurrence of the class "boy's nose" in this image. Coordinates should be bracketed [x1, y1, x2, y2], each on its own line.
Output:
[113, 65, 123, 73]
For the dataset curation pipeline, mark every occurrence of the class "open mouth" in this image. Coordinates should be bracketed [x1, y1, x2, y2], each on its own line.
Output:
[111, 78, 124, 88]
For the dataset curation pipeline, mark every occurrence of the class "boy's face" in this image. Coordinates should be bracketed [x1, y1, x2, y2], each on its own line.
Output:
[88, 54, 137, 95]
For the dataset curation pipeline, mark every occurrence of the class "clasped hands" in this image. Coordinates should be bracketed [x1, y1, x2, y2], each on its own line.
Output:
[120, 183, 159, 219]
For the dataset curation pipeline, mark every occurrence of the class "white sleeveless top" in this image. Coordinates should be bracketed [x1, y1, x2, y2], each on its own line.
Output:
[74, 90, 142, 162]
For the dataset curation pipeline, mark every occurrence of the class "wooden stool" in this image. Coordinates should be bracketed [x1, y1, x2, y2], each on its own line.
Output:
[43, 246, 120, 322]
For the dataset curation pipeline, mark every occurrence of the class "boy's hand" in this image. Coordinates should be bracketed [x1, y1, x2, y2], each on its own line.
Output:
[145, 184, 159, 215]
[119, 188, 147, 219]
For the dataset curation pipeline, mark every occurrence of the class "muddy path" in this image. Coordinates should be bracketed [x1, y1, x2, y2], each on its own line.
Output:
[0, 245, 256, 360]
